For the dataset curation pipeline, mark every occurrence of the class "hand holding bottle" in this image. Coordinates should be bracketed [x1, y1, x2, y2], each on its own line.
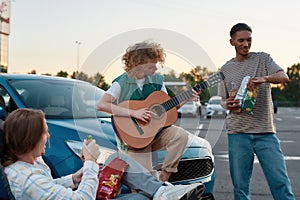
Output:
[80, 137, 100, 162]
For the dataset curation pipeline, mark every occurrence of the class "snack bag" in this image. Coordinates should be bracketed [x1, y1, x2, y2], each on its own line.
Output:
[241, 87, 257, 114]
[234, 76, 257, 115]
[96, 158, 128, 200]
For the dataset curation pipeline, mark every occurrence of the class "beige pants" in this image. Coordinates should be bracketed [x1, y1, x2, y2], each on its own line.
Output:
[120, 125, 189, 173]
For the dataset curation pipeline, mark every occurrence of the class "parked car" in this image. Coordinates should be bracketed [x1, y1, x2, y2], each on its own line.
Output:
[206, 96, 228, 119]
[0, 74, 215, 199]
[178, 101, 198, 117]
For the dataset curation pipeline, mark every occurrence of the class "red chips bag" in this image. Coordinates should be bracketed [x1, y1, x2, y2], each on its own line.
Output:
[96, 158, 128, 200]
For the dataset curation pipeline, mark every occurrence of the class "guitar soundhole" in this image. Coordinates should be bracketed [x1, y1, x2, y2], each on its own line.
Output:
[150, 104, 165, 119]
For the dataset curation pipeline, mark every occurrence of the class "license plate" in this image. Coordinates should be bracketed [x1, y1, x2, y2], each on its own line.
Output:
[218, 111, 223, 115]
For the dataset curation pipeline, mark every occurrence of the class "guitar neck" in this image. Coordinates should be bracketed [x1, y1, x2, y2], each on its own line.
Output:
[162, 81, 209, 112]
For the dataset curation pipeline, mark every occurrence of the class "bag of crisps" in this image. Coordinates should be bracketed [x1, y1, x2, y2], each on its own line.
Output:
[241, 87, 257, 115]
[96, 158, 128, 200]
[234, 76, 257, 115]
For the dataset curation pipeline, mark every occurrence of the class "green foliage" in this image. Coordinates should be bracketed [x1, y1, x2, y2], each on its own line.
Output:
[282, 63, 300, 107]
[28, 69, 37, 74]
[164, 70, 181, 81]
[93, 72, 110, 90]
[181, 66, 211, 103]
[70, 71, 77, 79]
[56, 70, 68, 77]
[42, 73, 52, 76]
[75, 71, 110, 90]
[283, 63, 300, 102]
[271, 63, 300, 106]
[76, 72, 89, 81]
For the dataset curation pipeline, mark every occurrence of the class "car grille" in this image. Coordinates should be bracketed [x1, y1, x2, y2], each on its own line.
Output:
[168, 158, 213, 182]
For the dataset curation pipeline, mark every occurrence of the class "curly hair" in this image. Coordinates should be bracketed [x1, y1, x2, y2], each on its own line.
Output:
[122, 40, 166, 75]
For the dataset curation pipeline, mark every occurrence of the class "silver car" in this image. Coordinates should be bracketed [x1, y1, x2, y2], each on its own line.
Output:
[206, 96, 228, 118]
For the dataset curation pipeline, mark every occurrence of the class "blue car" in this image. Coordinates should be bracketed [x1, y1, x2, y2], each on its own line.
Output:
[0, 74, 215, 199]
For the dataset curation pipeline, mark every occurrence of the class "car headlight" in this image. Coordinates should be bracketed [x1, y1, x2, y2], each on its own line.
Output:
[186, 134, 213, 155]
[65, 140, 117, 164]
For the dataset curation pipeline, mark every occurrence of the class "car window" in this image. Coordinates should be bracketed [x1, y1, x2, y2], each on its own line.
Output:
[8, 79, 110, 118]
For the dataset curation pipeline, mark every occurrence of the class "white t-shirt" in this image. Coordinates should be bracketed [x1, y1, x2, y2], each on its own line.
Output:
[106, 78, 168, 100]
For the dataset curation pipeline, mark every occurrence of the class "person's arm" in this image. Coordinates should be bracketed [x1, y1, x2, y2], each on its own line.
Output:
[248, 70, 289, 91]
[97, 93, 131, 117]
[6, 160, 99, 200]
[55, 140, 100, 189]
[263, 70, 289, 84]
[97, 92, 153, 123]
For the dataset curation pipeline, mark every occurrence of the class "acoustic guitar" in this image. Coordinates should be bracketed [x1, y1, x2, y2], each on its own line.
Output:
[112, 72, 225, 149]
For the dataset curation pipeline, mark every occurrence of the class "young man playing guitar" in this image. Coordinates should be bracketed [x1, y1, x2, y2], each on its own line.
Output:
[97, 40, 200, 182]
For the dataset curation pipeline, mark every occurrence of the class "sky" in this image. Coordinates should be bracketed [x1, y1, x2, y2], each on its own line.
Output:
[8, 0, 300, 83]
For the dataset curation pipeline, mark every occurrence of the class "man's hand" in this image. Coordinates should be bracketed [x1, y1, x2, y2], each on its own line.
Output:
[224, 96, 241, 111]
[247, 77, 266, 91]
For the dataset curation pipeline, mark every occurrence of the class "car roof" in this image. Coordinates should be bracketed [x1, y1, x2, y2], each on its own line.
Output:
[209, 96, 221, 100]
[0, 73, 87, 84]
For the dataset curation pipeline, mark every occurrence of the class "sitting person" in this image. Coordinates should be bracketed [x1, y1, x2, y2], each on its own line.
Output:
[2, 108, 204, 200]
[97, 40, 200, 182]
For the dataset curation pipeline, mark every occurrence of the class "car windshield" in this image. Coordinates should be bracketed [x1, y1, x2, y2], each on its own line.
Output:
[8, 79, 110, 119]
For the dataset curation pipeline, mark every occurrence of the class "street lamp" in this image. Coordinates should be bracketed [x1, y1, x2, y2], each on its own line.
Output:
[75, 41, 81, 72]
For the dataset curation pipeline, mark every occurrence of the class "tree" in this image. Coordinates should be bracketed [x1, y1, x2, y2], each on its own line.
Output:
[76, 72, 89, 82]
[181, 66, 211, 103]
[93, 72, 110, 90]
[56, 70, 68, 78]
[42, 73, 52, 76]
[28, 69, 37, 74]
[76, 72, 110, 90]
[163, 69, 182, 82]
[282, 63, 300, 106]
[70, 71, 77, 79]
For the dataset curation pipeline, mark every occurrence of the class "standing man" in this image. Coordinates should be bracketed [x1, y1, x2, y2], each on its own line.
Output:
[97, 40, 200, 182]
[218, 23, 295, 200]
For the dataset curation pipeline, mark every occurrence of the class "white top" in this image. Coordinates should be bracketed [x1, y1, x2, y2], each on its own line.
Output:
[106, 79, 168, 100]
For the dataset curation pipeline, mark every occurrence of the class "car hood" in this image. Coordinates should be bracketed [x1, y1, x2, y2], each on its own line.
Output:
[46, 117, 118, 150]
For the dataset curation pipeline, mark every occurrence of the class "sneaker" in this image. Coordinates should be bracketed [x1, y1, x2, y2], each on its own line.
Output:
[154, 182, 205, 200]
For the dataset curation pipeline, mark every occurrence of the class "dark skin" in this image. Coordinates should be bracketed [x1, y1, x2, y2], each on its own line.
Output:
[223, 30, 289, 111]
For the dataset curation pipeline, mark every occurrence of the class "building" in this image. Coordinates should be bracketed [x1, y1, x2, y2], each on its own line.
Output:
[0, 0, 10, 73]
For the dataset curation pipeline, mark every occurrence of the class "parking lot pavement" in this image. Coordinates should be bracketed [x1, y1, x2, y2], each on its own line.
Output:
[178, 107, 300, 199]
